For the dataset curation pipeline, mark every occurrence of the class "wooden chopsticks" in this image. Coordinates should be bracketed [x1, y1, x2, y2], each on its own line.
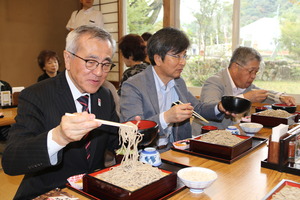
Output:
[172, 100, 209, 123]
[252, 89, 276, 101]
[65, 113, 133, 128]
[287, 123, 300, 135]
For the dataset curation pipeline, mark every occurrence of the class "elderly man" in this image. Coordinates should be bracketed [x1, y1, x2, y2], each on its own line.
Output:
[120, 27, 229, 152]
[198, 46, 296, 129]
[2, 25, 119, 199]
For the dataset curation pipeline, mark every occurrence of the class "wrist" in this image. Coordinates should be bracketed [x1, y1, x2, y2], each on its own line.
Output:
[217, 102, 223, 113]
[52, 126, 69, 146]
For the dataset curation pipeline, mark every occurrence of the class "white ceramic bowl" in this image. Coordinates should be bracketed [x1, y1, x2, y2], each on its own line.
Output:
[239, 122, 263, 134]
[177, 167, 217, 193]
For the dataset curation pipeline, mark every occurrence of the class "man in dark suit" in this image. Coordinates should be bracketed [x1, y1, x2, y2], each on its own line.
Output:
[120, 27, 229, 152]
[2, 25, 119, 199]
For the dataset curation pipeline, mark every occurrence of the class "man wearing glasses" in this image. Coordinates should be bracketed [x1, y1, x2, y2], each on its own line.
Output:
[198, 46, 296, 129]
[120, 27, 229, 152]
[2, 25, 119, 199]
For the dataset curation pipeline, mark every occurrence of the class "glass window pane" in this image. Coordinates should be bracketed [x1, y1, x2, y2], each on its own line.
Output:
[126, 0, 163, 35]
[180, 0, 233, 87]
[241, 0, 300, 94]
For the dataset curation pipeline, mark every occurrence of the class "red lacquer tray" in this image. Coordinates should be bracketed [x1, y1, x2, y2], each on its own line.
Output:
[262, 179, 300, 200]
[66, 159, 189, 200]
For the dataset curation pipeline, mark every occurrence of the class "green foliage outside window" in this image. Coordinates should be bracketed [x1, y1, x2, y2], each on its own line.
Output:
[126, 0, 163, 35]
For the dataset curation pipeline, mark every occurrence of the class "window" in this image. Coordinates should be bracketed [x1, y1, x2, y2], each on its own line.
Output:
[126, 0, 163, 35]
[179, 0, 300, 95]
[180, 0, 233, 88]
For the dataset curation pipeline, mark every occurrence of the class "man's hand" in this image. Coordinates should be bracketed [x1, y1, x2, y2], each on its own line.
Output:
[280, 95, 296, 106]
[218, 102, 237, 117]
[243, 90, 268, 103]
[52, 112, 102, 146]
[164, 103, 193, 124]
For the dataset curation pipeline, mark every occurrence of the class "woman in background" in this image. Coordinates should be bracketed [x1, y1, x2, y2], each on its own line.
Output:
[118, 34, 149, 95]
[37, 50, 60, 82]
[141, 32, 152, 64]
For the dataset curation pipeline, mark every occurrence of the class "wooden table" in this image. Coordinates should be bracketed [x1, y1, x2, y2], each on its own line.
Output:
[0, 107, 17, 126]
[159, 125, 300, 200]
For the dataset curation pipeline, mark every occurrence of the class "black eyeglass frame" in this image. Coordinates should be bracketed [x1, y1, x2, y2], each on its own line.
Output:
[68, 51, 115, 72]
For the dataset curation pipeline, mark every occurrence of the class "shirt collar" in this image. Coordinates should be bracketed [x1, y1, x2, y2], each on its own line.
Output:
[227, 68, 245, 95]
[152, 67, 175, 92]
[65, 71, 89, 102]
[83, 7, 94, 13]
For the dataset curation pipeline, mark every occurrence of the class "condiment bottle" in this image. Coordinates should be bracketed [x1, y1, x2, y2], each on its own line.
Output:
[288, 139, 296, 163]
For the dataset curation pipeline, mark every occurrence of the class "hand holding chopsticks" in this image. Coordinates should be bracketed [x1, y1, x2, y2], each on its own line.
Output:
[172, 100, 209, 123]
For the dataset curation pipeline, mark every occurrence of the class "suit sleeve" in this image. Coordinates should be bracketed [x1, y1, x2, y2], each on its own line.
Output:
[120, 79, 162, 132]
[2, 89, 54, 175]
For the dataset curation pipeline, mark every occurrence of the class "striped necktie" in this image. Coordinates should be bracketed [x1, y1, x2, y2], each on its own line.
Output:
[77, 95, 89, 113]
[77, 95, 91, 161]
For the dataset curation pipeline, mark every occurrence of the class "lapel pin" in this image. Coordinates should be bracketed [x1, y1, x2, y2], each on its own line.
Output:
[98, 98, 101, 107]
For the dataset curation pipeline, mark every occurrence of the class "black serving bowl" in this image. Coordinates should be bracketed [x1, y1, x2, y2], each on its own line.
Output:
[128, 120, 159, 147]
[221, 96, 251, 114]
[272, 103, 296, 113]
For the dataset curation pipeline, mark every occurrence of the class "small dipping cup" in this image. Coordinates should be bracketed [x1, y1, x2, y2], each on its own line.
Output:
[201, 126, 218, 134]
[255, 106, 267, 113]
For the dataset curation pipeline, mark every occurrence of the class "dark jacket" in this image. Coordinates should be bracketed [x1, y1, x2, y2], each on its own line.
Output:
[2, 71, 119, 199]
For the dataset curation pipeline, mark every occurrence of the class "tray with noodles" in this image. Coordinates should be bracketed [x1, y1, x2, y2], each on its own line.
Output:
[171, 136, 267, 164]
[190, 132, 252, 160]
[262, 179, 300, 200]
[251, 111, 297, 127]
[66, 159, 189, 200]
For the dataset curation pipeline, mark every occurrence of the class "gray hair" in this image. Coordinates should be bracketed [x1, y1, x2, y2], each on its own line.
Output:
[229, 46, 262, 67]
[65, 25, 116, 55]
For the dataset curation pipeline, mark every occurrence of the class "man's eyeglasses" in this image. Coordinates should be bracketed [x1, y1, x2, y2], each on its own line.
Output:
[236, 62, 259, 75]
[68, 51, 115, 72]
[166, 53, 190, 61]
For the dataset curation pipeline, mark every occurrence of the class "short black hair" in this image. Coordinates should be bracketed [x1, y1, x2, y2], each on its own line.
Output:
[37, 50, 60, 70]
[118, 34, 146, 61]
[147, 27, 190, 66]
[141, 32, 152, 41]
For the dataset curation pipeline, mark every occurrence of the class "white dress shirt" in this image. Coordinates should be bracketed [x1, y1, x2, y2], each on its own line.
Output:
[47, 71, 90, 164]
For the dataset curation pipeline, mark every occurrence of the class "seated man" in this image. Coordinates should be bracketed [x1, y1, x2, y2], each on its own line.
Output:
[198, 46, 296, 129]
[120, 27, 230, 152]
[2, 25, 119, 200]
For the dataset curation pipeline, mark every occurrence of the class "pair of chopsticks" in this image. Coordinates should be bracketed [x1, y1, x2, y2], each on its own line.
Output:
[172, 100, 209, 123]
[287, 123, 300, 135]
[252, 89, 276, 101]
[65, 113, 133, 128]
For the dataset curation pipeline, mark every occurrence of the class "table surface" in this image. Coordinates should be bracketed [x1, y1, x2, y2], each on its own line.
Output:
[161, 127, 300, 200]
[0, 107, 17, 126]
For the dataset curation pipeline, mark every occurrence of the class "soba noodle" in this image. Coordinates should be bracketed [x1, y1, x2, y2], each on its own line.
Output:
[200, 130, 244, 146]
[258, 109, 292, 118]
[95, 122, 165, 191]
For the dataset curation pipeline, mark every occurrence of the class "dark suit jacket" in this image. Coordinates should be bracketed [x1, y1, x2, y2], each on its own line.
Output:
[2, 71, 119, 200]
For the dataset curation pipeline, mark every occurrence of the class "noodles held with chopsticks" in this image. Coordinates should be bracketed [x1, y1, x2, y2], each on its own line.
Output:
[96, 122, 165, 191]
